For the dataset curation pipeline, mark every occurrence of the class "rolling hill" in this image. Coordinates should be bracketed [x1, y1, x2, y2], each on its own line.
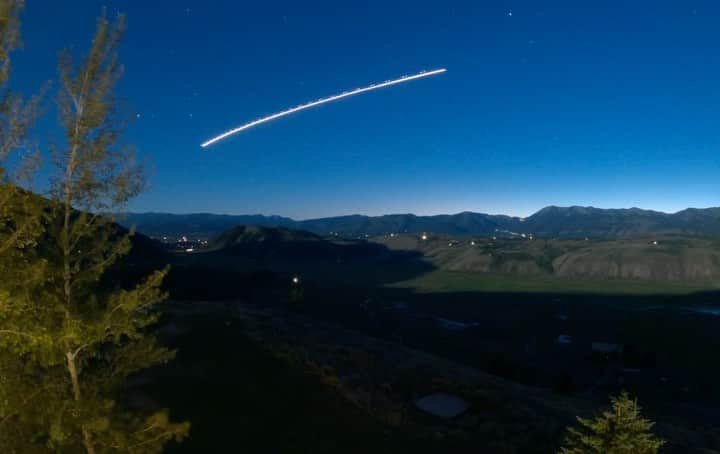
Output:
[205, 225, 389, 260]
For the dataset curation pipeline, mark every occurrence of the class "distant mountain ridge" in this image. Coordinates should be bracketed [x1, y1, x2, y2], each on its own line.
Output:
[122, 205, 720, 238]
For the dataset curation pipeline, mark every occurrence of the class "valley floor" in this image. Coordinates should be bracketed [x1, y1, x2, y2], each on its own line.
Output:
[390, 270, 719, 295]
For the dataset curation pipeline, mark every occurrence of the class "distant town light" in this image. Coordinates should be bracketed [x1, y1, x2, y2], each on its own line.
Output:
[421, 233, 428, 241]
[185, 248, 194, 253]
[470, 241, 476, 246]
[292, 276, 300, 285]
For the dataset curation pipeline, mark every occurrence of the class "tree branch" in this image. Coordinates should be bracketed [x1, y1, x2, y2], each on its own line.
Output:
[0, 329, 37, 339]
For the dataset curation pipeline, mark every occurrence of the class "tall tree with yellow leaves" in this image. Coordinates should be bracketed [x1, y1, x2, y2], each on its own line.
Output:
[1, 8, 188, 453]
[0, 0, 42, 291]
[0, 2, 46, 449]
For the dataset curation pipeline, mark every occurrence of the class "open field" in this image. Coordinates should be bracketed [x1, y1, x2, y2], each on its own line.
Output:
[389, 270, 720, 295]
[375, 235, 720, 279]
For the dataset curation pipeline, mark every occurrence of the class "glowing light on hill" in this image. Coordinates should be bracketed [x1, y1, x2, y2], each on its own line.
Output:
[200, 68, 447, 147]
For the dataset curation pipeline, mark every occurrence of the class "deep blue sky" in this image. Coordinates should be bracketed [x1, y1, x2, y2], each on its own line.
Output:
[14, 1, 720, 219]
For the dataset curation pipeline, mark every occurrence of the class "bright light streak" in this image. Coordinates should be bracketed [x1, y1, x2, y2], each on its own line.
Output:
[200, 68, 447, 148]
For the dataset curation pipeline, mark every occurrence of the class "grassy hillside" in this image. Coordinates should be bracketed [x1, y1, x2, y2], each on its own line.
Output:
[375, 234, 720, 288]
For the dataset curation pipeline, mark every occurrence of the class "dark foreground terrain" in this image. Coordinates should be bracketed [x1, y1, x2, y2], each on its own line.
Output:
[120, 224, 720, 452]
[132, 300, 719, 453]
[146, 309, 430, 454]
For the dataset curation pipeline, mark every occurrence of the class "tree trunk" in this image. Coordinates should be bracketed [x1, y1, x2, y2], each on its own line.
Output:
[66, 351, 96, 454]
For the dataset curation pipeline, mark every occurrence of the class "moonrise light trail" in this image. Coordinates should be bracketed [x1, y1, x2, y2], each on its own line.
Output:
[200, 68, 447, 148]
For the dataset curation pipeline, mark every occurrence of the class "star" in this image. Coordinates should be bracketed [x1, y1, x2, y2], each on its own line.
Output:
[135, 113, 141, 119]
[507, 11, 513, 17]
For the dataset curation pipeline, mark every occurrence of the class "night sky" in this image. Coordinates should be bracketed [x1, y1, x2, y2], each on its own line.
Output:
[14, 1, 720, 219]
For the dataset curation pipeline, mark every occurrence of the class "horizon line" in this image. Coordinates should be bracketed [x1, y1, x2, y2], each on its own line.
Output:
[123, 204, 720, 221]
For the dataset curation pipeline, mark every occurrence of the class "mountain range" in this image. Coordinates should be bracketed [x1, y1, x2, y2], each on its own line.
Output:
[122, 206, 720, 239]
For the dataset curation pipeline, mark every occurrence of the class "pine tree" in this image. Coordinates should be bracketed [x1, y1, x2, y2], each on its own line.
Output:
[1, 9, 188, 453]
[560, 391, 665, 454]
